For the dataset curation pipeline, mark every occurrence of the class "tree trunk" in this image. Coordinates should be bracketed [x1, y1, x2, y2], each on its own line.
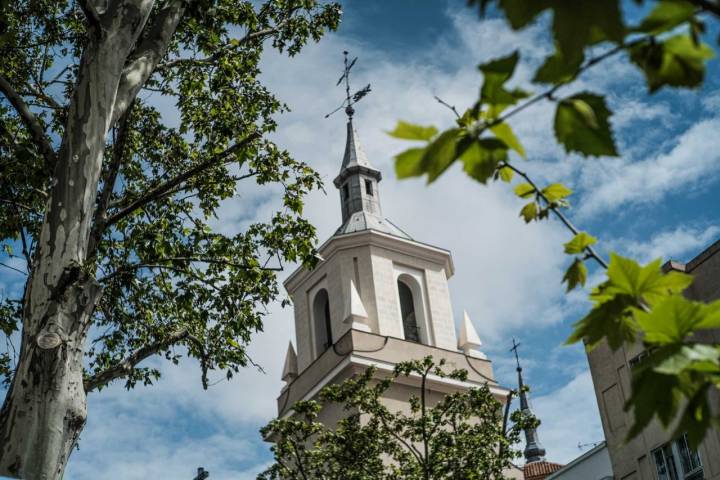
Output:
[0, 5, 153, 475]
[0, 281, 101, 479]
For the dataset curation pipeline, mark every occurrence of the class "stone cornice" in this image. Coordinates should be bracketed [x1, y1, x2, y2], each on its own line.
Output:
[284, 229, 454, 294]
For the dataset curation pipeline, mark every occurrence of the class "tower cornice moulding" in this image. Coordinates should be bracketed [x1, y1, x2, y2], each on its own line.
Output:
[284, 229, 454, 294]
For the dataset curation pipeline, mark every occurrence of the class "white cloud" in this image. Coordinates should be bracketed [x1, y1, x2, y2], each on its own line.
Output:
[577, 118, 720, 217]
[611, 224, 720, 264]
[532, 370, 605, 465]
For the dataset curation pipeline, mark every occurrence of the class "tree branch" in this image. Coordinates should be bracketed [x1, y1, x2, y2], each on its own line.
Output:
[0, 75, 56, 170]
[689, 0, 720, 17]
[77, 0, 103, 31]
[103, 132, 261, 228]
[84, 329, 190, 392]
[500, 161, 609, 269]
[97, 256, 282, 283]
[88, 101, 135, 254]
[22, 83, 64, 110]
[109, 0, 186, 128]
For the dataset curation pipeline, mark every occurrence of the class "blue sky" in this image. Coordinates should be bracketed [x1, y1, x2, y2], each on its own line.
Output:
[2, 1, 720, 478]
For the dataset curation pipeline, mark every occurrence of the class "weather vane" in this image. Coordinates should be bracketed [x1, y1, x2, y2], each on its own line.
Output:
[510, 338, 522, 371]
[325, 51, 371, 119]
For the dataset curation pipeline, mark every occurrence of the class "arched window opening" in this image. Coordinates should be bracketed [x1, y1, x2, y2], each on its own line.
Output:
[398, 280, 419, 342]
[312, 289, 332, 354]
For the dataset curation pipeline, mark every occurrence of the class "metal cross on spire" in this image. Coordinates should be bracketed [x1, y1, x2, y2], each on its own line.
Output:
[325, 51, 371, 119]
[510, 338, 522, 371]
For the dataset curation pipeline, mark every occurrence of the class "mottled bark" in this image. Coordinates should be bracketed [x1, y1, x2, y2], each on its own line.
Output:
[0, 2, 163, 477]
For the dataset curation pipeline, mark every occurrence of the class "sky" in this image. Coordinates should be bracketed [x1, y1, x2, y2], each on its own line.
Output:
[2, 1, 720, 478]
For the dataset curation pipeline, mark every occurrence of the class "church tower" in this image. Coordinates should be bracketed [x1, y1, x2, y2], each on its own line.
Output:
[275, 53, 511, 437]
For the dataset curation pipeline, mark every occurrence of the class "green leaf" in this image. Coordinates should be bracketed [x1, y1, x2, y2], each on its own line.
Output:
[625, 367, 683, 438]
[520, 202, 537, 223]
[605, 253, 693, 306]
[636, 296, 720, 344]
[533, 49, 583, 84]
[554, 92, 618, 157]
[461, 138, 509, 184]
[563, 258, 588, 292]
[566, 293, 637, 350]
[499, 0, 624, 66]
[564, 232, 597, 254]
[696, 300, 720, 329]
[630, 34, 715, 93]
[421, 128, 463, 183]
[635, 0, 695, 35]
[541, 183, 572, 202]
[513, 183, 535, 198]
[635, 296, 706, 343]
[479, 51, 521, 106]
[498, 165, 514, 182]
[653, 344, 720, 375]
[387, 121, 439, 141]
[395, 147, 426, 179]
[490, 122, 525, 158]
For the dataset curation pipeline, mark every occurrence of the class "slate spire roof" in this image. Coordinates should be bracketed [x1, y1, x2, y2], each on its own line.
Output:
[332, 119, 411, 240]
[512, 338, 547, 464]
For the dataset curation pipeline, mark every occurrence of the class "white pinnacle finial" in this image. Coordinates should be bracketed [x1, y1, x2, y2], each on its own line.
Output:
[459, 310, 486, 359]
[343, 279, 370, 332]
[282, 342, 298, 383]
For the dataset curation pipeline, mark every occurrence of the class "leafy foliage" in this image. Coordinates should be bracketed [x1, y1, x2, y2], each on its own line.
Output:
[260, 357, 533, 480]
[0, 0, 340, 391]
[391, 0, 720, 449]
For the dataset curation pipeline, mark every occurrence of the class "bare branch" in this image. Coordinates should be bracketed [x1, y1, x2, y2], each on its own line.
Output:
[0, 75, 56, 170]
[22, 83, 64, 110]
[84, 329, 190, 392]
[103, 132, 262, 229]
[433, 96, 460, 118]
[0, 262, 27, 276]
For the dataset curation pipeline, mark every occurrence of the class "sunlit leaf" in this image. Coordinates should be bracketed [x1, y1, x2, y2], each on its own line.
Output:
[630, 34, 715, 93]
[461, 138, 508, 184]
[564, 232, 597, 254]
[490, 122, 525, 157]
[387, 121, 439, 141]
[520, 202, 537, 223]
[634, 0, 695, 35]
[513, 182, 535, 198]
[563, 258, 588, 292]
[541, 183, 572, 202]
[395, 147, 426, 179]
[554, 92, 618, 157]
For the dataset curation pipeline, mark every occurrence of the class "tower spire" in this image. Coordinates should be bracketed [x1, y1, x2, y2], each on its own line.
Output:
[511, 338, 546, 464]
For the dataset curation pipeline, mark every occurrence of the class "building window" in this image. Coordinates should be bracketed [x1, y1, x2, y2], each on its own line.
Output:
[398, 280, 420, 342]
[652, 434, 703, 480]
[312, 289, 332, 355]
[343, 183, 349, 200]
[365, 179, 373, 196]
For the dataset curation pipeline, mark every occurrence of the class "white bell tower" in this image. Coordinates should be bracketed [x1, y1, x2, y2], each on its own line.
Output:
[274, 53, 503, 425]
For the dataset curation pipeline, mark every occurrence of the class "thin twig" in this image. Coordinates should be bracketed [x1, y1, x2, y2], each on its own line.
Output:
[0, 262, 27, 275]
[501, 162, 608, 269]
